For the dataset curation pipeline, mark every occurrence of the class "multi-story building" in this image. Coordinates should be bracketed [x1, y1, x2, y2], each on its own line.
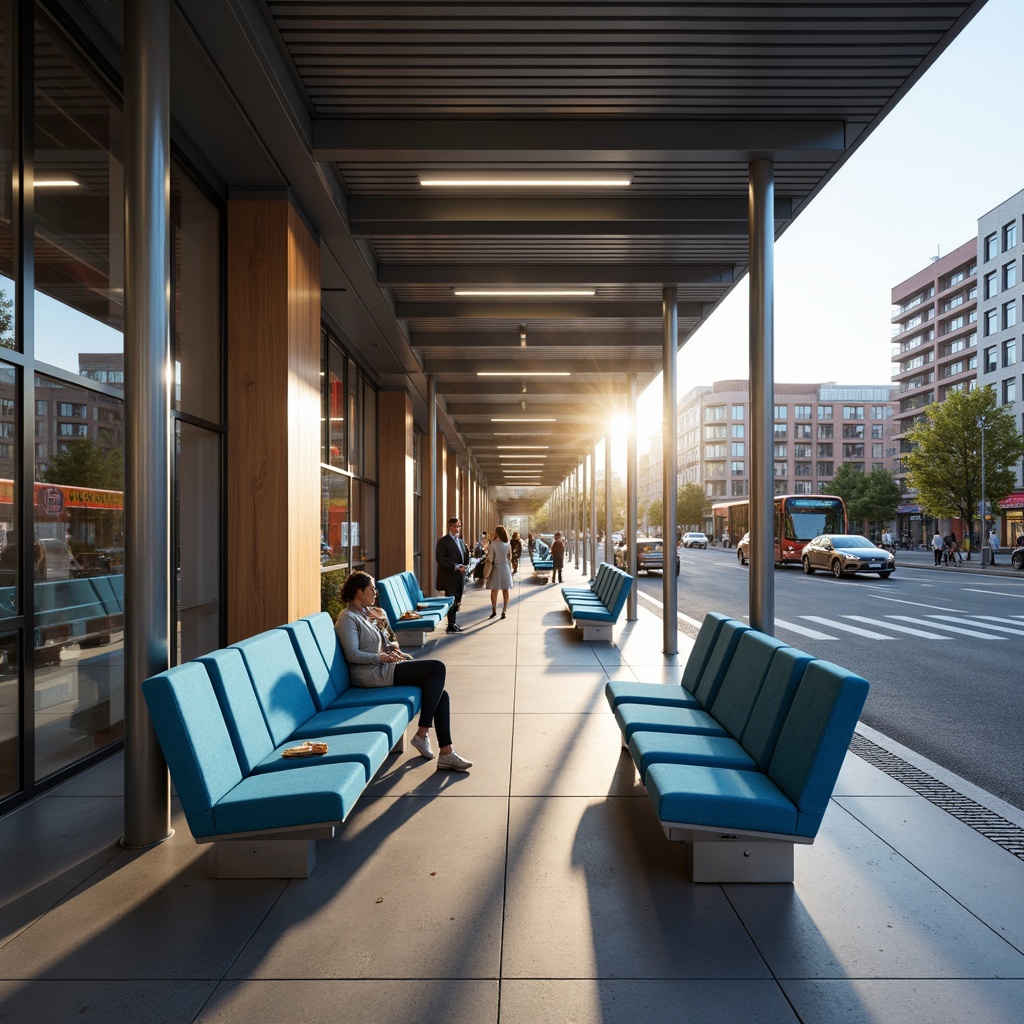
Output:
[890, 240, 978, 541]
[977, 189, 1024, 542]
[675, 381, 896, 530]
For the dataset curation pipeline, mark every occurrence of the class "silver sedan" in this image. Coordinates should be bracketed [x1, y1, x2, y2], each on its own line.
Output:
[801, 534, 895, 579]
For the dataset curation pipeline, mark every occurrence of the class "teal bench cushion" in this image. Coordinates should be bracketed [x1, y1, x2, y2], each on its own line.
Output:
[614, 702, 728, 741]
[645, 762, 799, 835]
[252, 730, 391, 782]
[279, 619, 344, 711]
[739, 647, 813, 771]
[706, 632, 788, 739]
[302, 612, 353, 699]
[628, 731, 757, 781]
[292, 702, 412, 748]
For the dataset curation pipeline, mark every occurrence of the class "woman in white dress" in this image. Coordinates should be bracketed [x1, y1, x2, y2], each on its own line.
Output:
[484, 524, 514, 619]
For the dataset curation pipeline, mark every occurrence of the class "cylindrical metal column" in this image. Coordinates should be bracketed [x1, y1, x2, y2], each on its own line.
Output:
[123, 0, 173, 848]
[662, 287, 679, 654]
[581, 453, 589, 576]
[749, 159, 775, 635]
[605, 434, 613, 565]
[590, 442, 598, 576]
[626, 375, 638, 620]
[428, 375, 437, 575]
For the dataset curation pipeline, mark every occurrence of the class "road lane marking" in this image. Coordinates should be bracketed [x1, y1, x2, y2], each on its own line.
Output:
[959, 588, 1024, 599]
[774, 618, 837, 640]
[884, 616, 1006, 639]
[869, 594, 967, 613]
[842, 615, 952, 640]
[802, 616, 893, 639]
[926, 614, 1024, 637]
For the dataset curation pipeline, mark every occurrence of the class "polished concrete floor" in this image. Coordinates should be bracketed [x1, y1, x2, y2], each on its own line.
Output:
[1, 563, 1023, 1023]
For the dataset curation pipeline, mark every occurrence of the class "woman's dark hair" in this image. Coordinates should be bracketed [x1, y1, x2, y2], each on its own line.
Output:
[341, 570, 375, 604]
[494, 525, 509, 543]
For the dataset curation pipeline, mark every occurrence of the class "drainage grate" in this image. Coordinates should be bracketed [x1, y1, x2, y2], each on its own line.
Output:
[849, 733, 1024, 861]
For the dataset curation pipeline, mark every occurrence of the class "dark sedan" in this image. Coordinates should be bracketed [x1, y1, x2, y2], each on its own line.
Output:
[801, 534, 895, 579]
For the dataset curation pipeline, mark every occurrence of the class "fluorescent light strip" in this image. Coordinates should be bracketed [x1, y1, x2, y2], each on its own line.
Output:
[420, 176, 630, 188]
[454, 289, 595, 297]
[477, 372, 571, 377]
[497, 446, 549, 450]
[34, 179, 79, 188]
[491, 418, 556, 422]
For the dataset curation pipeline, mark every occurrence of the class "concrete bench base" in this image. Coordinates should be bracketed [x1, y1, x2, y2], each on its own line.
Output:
[208, 837, 317, 878]
[578, 622, 612, 642]
[394, 629, 427, 647]
[665, 824, 810, 883]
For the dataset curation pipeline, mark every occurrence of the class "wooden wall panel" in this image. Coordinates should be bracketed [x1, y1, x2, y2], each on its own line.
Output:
[227, 199, 320, 643]
[378, 390, 413, 579]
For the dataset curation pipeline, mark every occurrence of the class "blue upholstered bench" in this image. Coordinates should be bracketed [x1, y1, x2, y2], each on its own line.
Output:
[530, 542, 554, 578]
[397, 570, 453, 618]
[606, 612, 869, 882]
[561, 562, 633, 641]
[142, 611, 420, 879]
[375, 573, 446, 646]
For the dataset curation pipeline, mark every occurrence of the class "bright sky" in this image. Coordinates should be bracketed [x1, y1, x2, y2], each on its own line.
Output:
[613, 0, 1024, 469]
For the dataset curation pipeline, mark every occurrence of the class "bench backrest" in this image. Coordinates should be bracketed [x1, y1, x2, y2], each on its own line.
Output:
[691, 619, 750, 708]
[279, 618, 344, 712]
[739, 647, 813, 771]
[708, 631, 788, 738]
[302, 612, 353, 701]
[141, 662, 242, 838]
[232, 629, 317, 745]
[89, 575, 122, 615]
[400, 570, 432, 606]
[200, 647, 277, 774]
[375, 575, 410, 623]
[767, 658, 870, 837]
[604, 570, 633, 619]
[678, 612, 730, 694]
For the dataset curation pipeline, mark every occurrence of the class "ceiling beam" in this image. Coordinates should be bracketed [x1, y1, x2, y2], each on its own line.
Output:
[312, 118, 847, 162]
[379, 263, 736, 287]
[410, 328, 667, 348]
[396, 300, 703, 319]
[425, 358, 658, 375]
[437, 380, 628, 397]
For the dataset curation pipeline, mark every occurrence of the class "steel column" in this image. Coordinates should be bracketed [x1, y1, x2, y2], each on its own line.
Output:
[123, 0, 173, 848]
[428, 375, 437, 574]
[627, 374, 638, 619]
[662, 287, 678, 654]
[590, 443, 598, 577]
[749, 160, 775, 635]
[605, 434, 613, 565]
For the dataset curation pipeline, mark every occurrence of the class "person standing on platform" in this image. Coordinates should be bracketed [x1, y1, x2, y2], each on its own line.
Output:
[510, 530, 522, 575]
[436, 516, 470, 633]
[550, 531, 565, 583]
[485, 525, 514, 619]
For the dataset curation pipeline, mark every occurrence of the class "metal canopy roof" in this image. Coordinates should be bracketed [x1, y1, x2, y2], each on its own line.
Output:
[251, 0, 984, 512]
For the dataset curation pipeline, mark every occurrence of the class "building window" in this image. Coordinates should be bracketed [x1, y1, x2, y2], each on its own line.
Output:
[842, 443, 865, 459]
[842, 423, 865, 439]
[706, 481, 726, 497]
[705, 405, 727, 421]
[773, 480, 790, 495]
[731, 423, 744, 438]
[730, 460, 744, 476]
[773, 423, 787, 438]
[817, 424, 833, 439]
[871, 424, 885, 439]
[984, 271, 998, 299]
[730, 404, 744, 419]
[871, 405, 892, 419]
[817, 443, 833, 458]
[793, 443, 812, 458]
[773, 404, 788, 419]
[773, 462, 788, 478]
[842, 406, 864, 420]
[1003, 377, 1016, 405]
[985, 308, 998, 336]
[731, 442, 744, 457]
[794, 481, 813, 494]
[985, 345, 998, 373]
[794, 424, 812, 439]
[774, 443, 787, 458]
[704, 424, 727, 440]
[794, 462, 812, 477]
[1004, 261, 1017, 290]
[705, 461, 726, 477]
[730, 480, 747, 497]
[705, 443, 726, 459]
[985, 232, 998, 261]
[1003, 339, 1016, 367]
[1004, 301, 1017, 329]
[872, 443, 884, 458]
[1004, 221, 1018, 251]
[57, 422, 88, 437]
[817, 405, 833, 419]
[794, 405, 811, 419]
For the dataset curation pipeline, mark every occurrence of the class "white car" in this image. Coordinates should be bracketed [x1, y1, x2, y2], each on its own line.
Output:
[682, 532, 708, 549]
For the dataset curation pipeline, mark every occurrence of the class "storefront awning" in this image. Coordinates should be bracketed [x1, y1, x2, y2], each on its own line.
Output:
[999, 492, 1024, 510]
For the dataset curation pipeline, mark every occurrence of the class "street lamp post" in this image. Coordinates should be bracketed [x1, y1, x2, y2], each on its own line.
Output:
[978, 415, 988, 567]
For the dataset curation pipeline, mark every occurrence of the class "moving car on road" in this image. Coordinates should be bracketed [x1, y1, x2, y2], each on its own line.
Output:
[736, 532, 750, 565]
[801, 534, 895, 579]
[681, 532, 708, 549]
[614, 537, 680, 575]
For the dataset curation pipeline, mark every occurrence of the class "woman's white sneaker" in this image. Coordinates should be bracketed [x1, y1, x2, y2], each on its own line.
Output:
[410, 734, 435, 759]
[436, 751, 473, 771]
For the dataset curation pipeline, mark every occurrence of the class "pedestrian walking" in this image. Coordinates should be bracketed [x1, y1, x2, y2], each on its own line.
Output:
[989, 529, 1000, 565]
[931, 531, 944, 566]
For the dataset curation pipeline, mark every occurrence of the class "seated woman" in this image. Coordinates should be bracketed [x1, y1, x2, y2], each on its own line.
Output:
[335, 570, 473, 771]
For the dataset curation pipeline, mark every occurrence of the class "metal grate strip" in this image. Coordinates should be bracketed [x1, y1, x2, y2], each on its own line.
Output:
[849, 733, 1024, 861]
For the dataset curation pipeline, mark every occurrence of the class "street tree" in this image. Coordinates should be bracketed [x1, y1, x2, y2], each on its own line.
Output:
[41, 439, 123, 490]
[829, 463, 901, 535]
[905, 387, 1024, 542]
[644, 497, 663, 533]
[677, 482, 710, 529]
[0, 289, 13, 348]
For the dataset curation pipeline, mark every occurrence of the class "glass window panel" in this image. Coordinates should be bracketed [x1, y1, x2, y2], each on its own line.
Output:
[0, 366, 17, 618]
[33, 374, 124, 781]
[320, 468, 349, 570]
[347, 357, 361, 476]
[326, 340, 345, 470]
[176, 421, 220, 663]
[362, 378, 376, 481]
[34, 17, 124, 381]
[172, 168, 221, 422]
[351, 478, 376, 577]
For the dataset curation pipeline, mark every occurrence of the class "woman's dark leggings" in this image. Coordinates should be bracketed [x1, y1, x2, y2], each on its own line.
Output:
[393, 659, 451, 747]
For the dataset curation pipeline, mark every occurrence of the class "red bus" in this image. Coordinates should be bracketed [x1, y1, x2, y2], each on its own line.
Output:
[712, 494, 847, 565]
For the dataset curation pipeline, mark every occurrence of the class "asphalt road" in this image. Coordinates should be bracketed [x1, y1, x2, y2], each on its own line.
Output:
[628, 544, 1024, 812]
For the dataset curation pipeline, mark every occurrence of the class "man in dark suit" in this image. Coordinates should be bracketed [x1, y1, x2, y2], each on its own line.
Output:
[435, 516, 470, 633]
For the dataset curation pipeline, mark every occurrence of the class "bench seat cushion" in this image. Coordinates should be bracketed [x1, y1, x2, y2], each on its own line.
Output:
[604, 680, 700, 710]
[212, 761, 368, 835]
[628, 730, 757, 781]
[252, 729, 392, 782]
[292, 702, 412, 748]
[570, 606, 616, 623]
[327, 684, 422, 717]
[614, 702, 727, 741]
[645, 762, 798, 836]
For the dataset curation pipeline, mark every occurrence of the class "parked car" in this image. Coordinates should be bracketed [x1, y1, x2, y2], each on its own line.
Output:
[614, 536, 680, 575]
[681, 532, 708, 549]
[801, 534, 895, 579]
[736, 532, 750, 565]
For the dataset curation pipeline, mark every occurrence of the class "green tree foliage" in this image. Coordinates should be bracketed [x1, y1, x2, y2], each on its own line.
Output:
[41, 439, 124, 490]
[644, 497, 663, 532]
[676, 482, 710, 529]
[0, 290, 13, 349]
[906, 387, 1024, 538]
[829, 463, 901, 534]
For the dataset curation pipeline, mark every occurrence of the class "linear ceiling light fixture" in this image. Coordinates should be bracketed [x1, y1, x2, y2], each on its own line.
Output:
[491, 417, 556, 422]
[497, 445, 549, 450]
[33, 178, 80, 188]
[454, 289, 594, 297]
[420, 175, 630, 188]
[478, 372, 570, 377]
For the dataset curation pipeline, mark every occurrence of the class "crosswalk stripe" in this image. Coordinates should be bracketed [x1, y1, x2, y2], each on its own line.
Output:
[885, 616, 1006, 639]
[802, 616, 893, 639]
[926, 614, 1024, 637]
[774, 618, 837, 640]
[842, 615, 951, 639]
